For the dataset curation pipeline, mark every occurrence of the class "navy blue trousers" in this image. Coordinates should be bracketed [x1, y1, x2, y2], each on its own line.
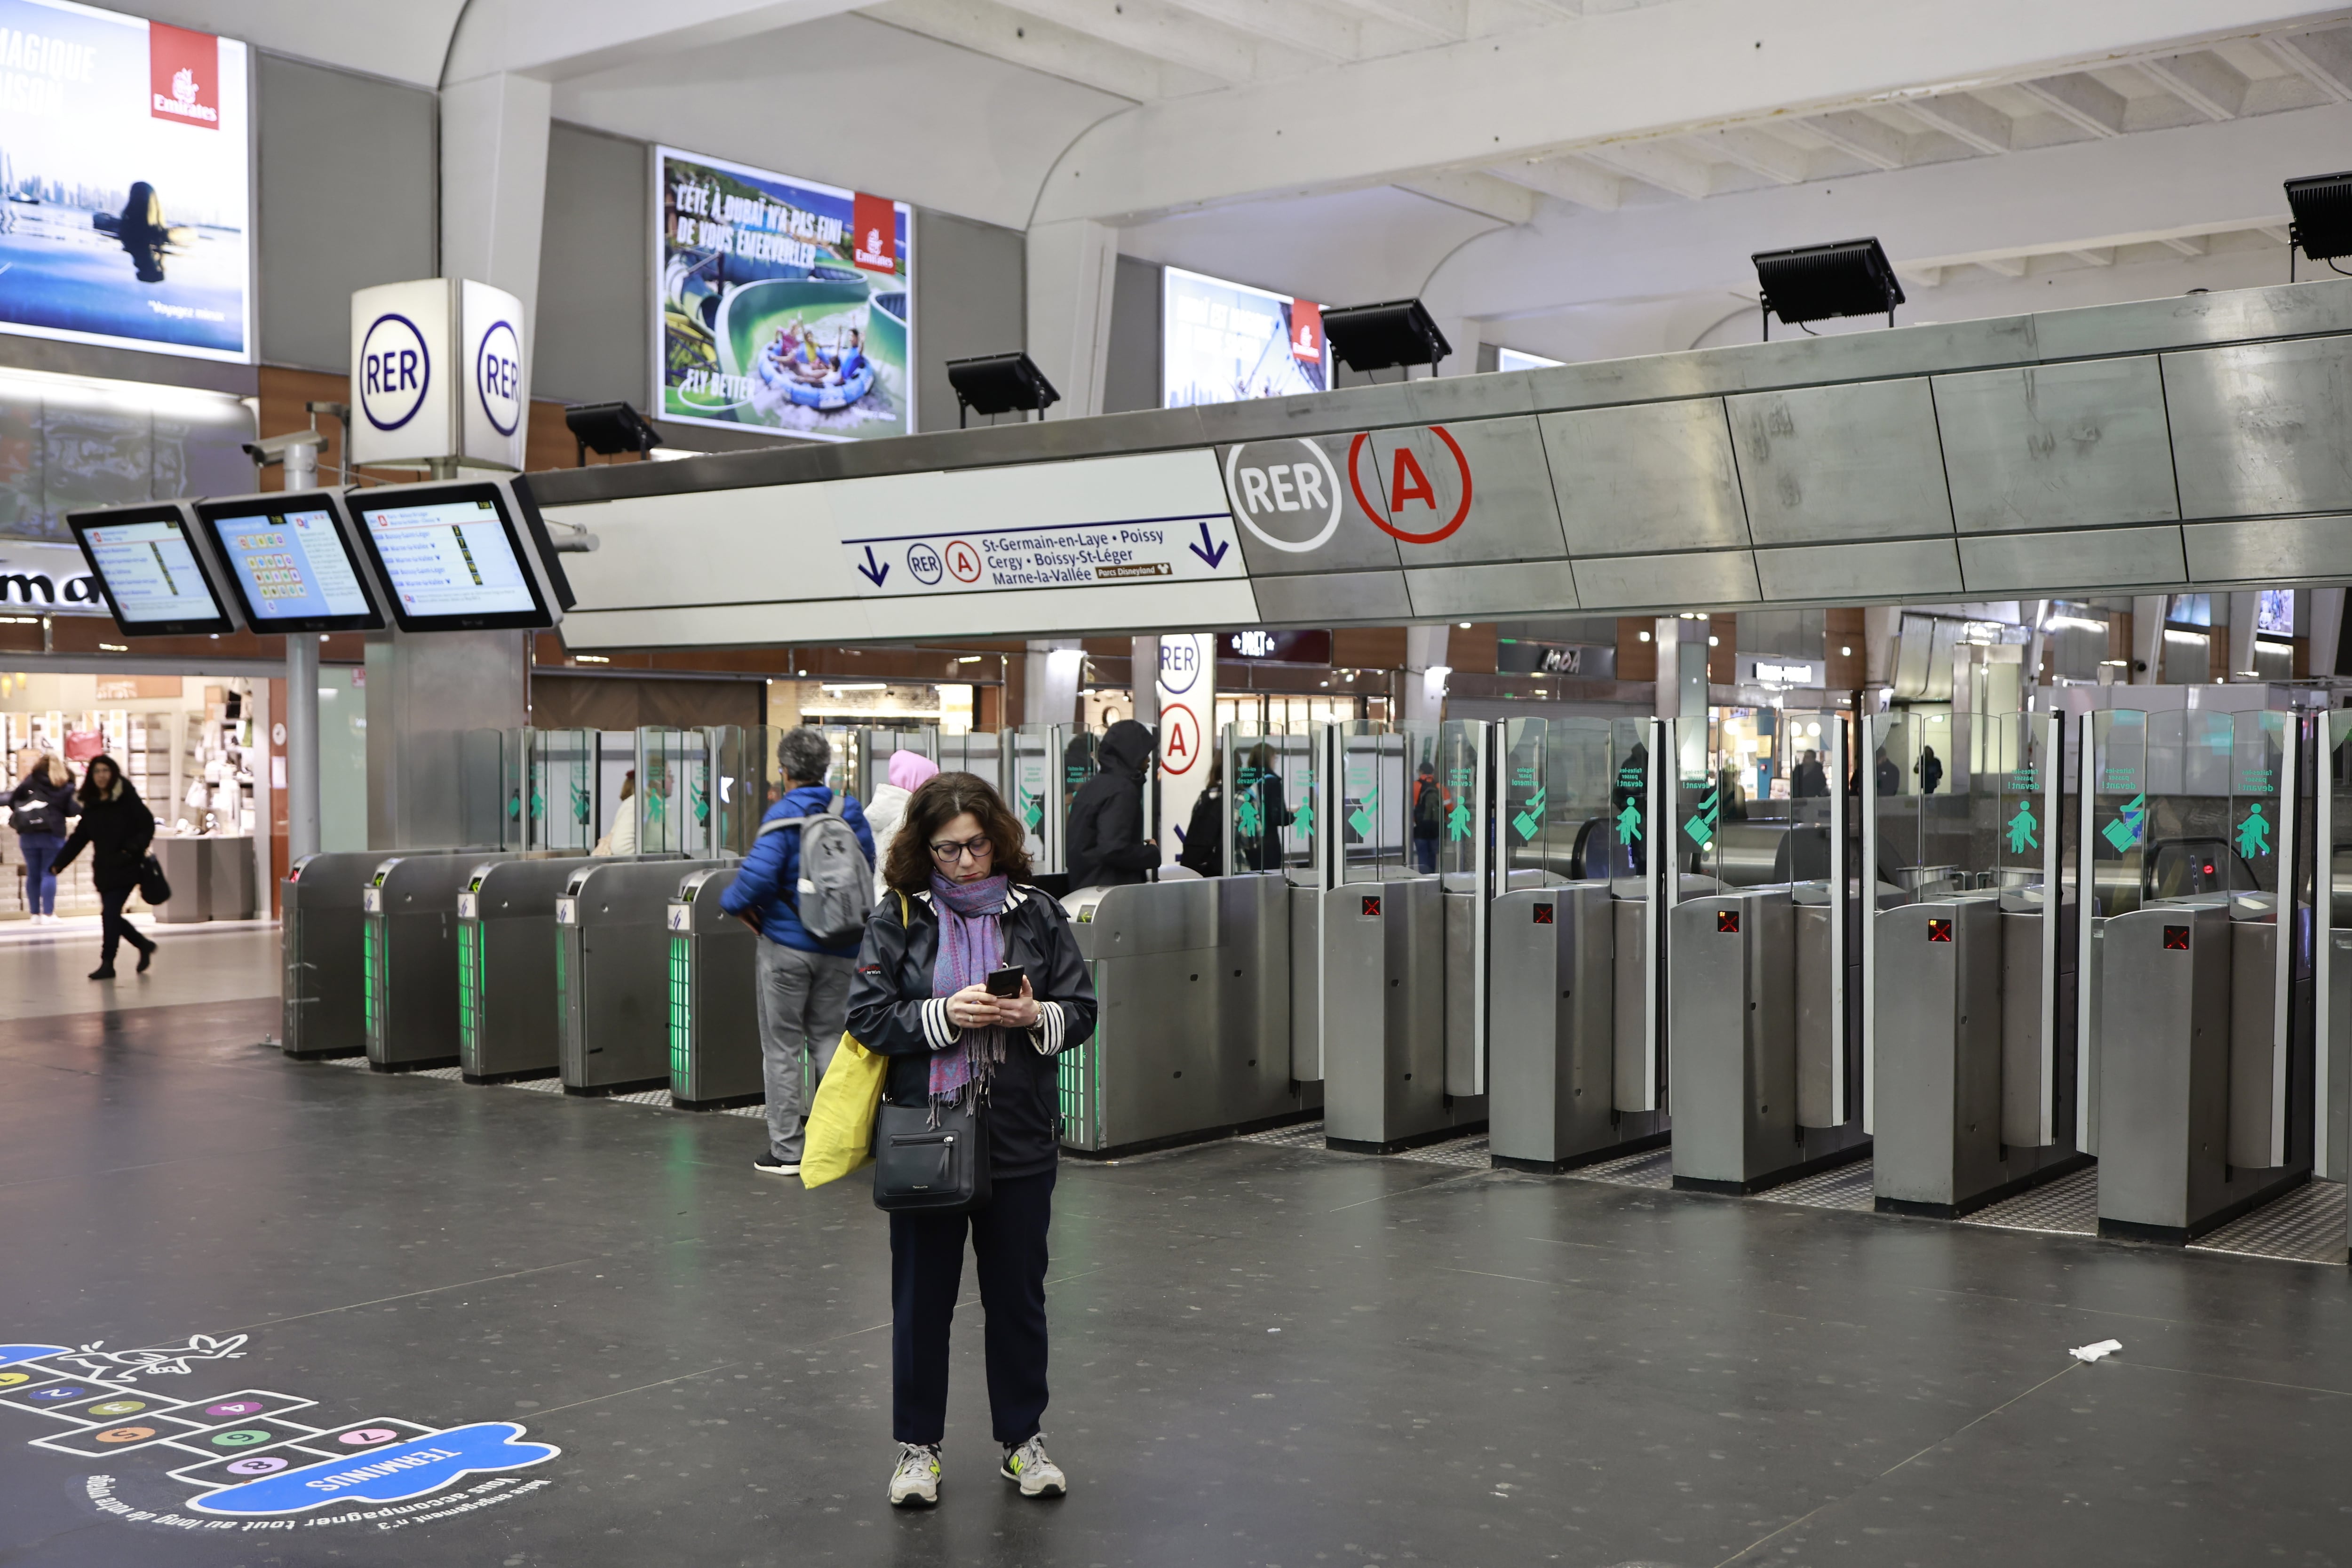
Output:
[890, 1167, 1054, 1448]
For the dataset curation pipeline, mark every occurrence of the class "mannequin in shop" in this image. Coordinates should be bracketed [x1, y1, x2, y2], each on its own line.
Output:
[9, 753, 77, 923]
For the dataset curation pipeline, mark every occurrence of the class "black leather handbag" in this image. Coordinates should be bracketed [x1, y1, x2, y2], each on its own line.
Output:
[136, 853, 171, 906]
[872, 1098, 990, 1215]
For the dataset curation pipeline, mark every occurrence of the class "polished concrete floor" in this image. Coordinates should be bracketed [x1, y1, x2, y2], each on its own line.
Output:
[4, 938, 2352, 1567]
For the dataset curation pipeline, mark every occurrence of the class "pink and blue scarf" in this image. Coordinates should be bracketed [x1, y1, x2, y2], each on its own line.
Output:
[929, 872, 1009, 1106]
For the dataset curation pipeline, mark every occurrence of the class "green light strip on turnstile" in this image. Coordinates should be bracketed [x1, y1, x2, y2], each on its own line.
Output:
[456, 923, 479, 1056]
[668, 935, 692, 1087]
[554, 931, 568, 1028]
[361, 919, 382, 1046]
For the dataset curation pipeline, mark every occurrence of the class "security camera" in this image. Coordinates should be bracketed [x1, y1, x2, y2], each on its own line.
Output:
[241, 429, 328, 465]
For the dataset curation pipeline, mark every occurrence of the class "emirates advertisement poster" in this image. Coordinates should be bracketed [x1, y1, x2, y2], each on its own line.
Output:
[1160, 266, 1327, 408]
[0, 0, 252, 361]
[656, 146, 913, 443]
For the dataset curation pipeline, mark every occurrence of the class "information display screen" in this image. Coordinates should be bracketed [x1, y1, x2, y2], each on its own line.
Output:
[69, 505, 236, 634]
[197, 495, 382, 632]
[352, 486, 552, 631]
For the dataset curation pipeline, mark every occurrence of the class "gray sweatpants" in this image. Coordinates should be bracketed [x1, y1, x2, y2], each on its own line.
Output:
[756, 938, 851, 1162]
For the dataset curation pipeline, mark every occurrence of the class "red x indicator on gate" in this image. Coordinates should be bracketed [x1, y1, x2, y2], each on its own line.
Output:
[1361, 895, 1382, 918]
[1927, 919, 1952, 943]
[1532, 904, 1555, 925]
[1717, 910, 1740, 934]
[2164, 925, 2191, 950]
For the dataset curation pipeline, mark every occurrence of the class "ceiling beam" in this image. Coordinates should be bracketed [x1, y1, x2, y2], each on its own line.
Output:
[861, 0, 1175, 100]
[1393, 169, 1539, 224]
[445, 0, 873, 84]
[1154, 0, 1363, 61]
[1034, 0, 2329, 224]
[1897, 92, 2013, 154]
[2158, 233, 2212, 255]
[2013, 72, 2128, 137]
[986, 0, 1295, 80]
[2261, 30, 2352, 99]
[1698, 126, 1811, 185]
[1579, 140, 1719, 200]
[1311, 0, 1462, 43]
[2137, 51, 2249, 119]
[1977, 255, 2029, 277]
[1490, 156, 1624, 212]
[2065, 246, 2117, 266]
[1802, 110, 1908, 170]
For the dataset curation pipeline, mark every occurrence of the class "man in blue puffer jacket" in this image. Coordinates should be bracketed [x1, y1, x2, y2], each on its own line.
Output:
[722, 727, 876, 1176]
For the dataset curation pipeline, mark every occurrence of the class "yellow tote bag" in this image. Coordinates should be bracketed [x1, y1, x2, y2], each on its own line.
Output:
[798, 892, 903, 1189]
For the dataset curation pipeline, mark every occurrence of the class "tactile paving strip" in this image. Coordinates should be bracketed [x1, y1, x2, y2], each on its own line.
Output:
[1565, 1147, 1675, 1189]
[1240, 1120, 1330, 1150]
[306, 1049, 763, 1117]
[2192, 1180, 2347, 1264]
[1958, 1166, 2098, 1236]
[1758, 1158, 1877, 1212]
[1395, 1133, 1492, 1168]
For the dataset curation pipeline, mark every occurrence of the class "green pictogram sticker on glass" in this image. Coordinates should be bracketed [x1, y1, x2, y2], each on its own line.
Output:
[2241, 768, 2276, 793]
[2008, 768, 2036, 792]
[2100, 791, 2146, 855]
[1346, 788, 1379, 841]
[2237, 801, 2272, 859]
[2006, 801, 2037, 854]
[1020, 790, 1043, 831]
[1683, 787, 1720, 849]
[571, 780, 591, 826]
[1615, 801, 1643, 844]
[1512, 784, 1548, 843]
[1237, 795, 1262, 837]
[1446, 798, 1471, 842]
[1295, 773, 1315, 841]
[692, 780, 710, 825]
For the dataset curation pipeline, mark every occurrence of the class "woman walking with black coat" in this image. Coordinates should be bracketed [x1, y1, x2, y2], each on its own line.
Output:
[50, 753, 156, 979]
[845, 771, 1097, 1510]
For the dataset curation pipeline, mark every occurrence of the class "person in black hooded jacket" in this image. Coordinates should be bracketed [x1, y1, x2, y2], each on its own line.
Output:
[50, 753, 156, 979]
[1064, 718, 1158, 889]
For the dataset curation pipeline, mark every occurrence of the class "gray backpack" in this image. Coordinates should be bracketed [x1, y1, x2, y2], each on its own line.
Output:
[758, 790, 873, 942]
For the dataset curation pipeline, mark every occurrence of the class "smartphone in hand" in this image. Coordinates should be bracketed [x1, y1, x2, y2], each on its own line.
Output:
[985, 965, 1028, 998]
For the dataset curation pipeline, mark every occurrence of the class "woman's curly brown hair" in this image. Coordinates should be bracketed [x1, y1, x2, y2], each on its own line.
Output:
[883, 771, 1034, 896]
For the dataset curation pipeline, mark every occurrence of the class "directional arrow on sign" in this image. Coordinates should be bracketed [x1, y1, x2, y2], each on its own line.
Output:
[857, 546, 890, 587]
[1187, 520, 1229, 569]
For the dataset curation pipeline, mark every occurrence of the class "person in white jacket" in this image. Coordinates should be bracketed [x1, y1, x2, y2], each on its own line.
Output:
[594, 770, 637, 857]
[862, 749, 938, 899]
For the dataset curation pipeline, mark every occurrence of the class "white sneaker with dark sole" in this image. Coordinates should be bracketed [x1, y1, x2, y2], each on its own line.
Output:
[890, 1443, 941, 1507]
[752, 1154, 801, 1177]
[1000, 1434, 1066, 1497]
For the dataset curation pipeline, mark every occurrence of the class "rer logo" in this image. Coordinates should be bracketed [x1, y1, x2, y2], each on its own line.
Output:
[359, 314, 431, 432]
[1224, 439, 1343, 554]
[475, 320, 522, 437]
[1158, 637, 1201, 696]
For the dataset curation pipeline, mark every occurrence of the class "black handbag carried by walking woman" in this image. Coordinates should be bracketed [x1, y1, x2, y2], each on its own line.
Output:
[872, 1098, 990, 1214]
[137, 853, 171, 907]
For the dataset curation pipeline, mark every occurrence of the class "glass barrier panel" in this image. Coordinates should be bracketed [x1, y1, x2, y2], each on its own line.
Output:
[527, 726, 598, 854]
[1009, 725, 1056, 868]
[2088, 709, 2149, 916]
[458, 729, 510, 850]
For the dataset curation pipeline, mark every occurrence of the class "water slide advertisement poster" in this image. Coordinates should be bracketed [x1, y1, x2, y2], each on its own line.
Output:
[0, 0, 252, 362]
[656, 146, 912, 443]
[1161, 266, 1327, 409]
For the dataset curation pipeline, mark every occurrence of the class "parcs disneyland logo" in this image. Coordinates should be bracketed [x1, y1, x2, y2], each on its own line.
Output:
[0, 1334, 560, 1534]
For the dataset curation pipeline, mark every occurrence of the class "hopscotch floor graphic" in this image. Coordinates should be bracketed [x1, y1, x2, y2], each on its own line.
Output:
[0, 1336, 559, 1534]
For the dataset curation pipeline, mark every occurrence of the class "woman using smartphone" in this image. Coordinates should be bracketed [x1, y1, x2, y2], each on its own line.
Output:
[845, 772, 1097, 1510]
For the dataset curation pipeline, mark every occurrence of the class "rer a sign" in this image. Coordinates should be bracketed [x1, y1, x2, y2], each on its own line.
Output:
[349, 279, 529, 471]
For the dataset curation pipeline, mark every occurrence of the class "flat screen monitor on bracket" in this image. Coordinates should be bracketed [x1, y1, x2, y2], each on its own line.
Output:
[346, 476, 572, 633]
[194, 489, 386, 634]
[65, 501, 243, 637]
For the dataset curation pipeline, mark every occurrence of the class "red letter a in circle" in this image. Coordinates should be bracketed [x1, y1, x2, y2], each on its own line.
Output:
[1390, 447, 1436, 511]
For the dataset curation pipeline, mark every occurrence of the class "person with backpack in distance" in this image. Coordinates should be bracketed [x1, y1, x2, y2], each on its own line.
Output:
[722, 727, 875, 1176]
[9, 752, 77, 924]
[1410, 755, 1446, 874]
[846, 772, 1097, 1509]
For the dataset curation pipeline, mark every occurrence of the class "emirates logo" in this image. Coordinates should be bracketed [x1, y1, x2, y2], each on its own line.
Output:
[866, 227, 882, 253]
[171, 67, 196, 105]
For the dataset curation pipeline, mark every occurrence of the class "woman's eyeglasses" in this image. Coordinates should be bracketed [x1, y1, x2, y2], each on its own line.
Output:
[930, 836, 992, 863]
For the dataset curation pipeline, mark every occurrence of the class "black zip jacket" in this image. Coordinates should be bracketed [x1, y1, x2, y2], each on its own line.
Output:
[52, 785, 155, 894]
[1066, 719, 1158, 890]
[846, 884, 1098, 1179]
[8, 776, 76, 837]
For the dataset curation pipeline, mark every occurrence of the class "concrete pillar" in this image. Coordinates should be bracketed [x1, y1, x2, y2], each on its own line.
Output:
[2131, 595, 2166, 684]
[439, 72, 552, 324]
[2312, 589, 2345, 679]
[1401, 625, 1450, 723]
[1153, 633, 1215, 870]
[1023, 639, 1081, 726]
[366, 629, 530, 849]
[2225, 591, 2258, 679]
[1129, 635, 1160, 724]
[1862, 606, 1899, 688]
[1025, 219, 1120, 419]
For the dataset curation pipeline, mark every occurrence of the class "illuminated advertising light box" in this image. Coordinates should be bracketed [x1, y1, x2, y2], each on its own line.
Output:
[193, 489, 384, 633]
[65, 499, 240, 635]
[349, 478, 570, 633]
[0, 0, 252, 362]
[1161, 266, 1328, 408]
[656, 146, 913, 443]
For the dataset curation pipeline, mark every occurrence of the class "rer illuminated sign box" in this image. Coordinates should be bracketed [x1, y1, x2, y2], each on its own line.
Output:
[346, 476, 571, 633]
[0, 0, 253, 363]
[65, 499, 241, 636]
[193, 489, 384, 633]
[348, 279, 529, 471]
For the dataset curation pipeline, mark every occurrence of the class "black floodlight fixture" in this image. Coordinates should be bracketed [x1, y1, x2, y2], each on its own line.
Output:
[1753, 238, 1905, 340]
[946, 352, 1060, 428]
[2285, 170, 2352, 278]
[1323, 298, 1452, 377]
[564, 400, 660, 466]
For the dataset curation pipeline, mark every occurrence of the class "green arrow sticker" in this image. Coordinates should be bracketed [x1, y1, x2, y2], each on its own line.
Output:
[2100, 792, 2146, 855]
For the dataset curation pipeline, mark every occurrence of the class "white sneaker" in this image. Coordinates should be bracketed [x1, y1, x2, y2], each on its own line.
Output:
[889, 1443, 941, 1507]
[1000, 1433, 1066, 1497]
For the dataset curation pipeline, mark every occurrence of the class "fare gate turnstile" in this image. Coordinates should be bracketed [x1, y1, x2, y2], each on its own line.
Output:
[667, 867, 764, 1110]
[456, 856, 598, 1082]
[1867, 709, 2087, 1216]
[2080, 704, 2314, 1243]
[557, 858, 725, 1095]
[282, 851, 404, 1060]
[1058, 871, 1303, 1156]
[365, 852, 514, 1071]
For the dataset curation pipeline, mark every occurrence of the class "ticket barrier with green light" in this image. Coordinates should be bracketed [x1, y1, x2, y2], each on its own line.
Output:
[2080, 704, 2313, 1243]
[556, 858, 727, 1095]
[455, 856, 600, 1083]
[282, 851, 423, 1060]
[365, 852, 515, 1072]
[1867, 710, 2086, 1218]
[667, 866, 765, 1110]
[1057, 871, 1301, 1156]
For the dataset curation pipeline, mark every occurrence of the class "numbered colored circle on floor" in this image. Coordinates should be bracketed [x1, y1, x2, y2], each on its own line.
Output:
[0, 1373, 29, 1387]
[209, 1428, 274, 1447]
[226, 1456, 289, 1476]
[204, 1399, 265, 1417]
[339, 1428, 400, 1445]
[87, 1400, 147, 1416]
[29, 1386, 87, 1401]
[95, 1426, 156, 1443]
